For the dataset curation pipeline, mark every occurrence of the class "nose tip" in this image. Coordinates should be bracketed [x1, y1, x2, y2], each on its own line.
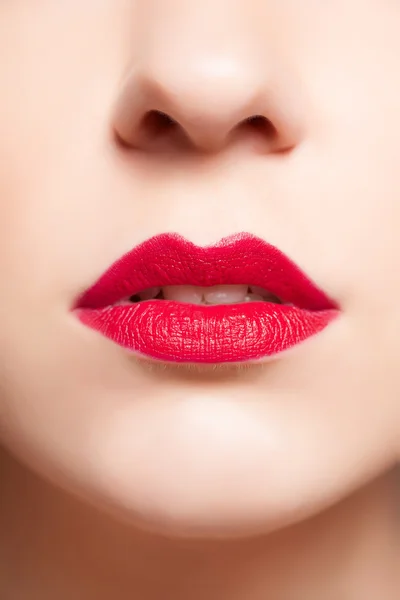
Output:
[113, 56, 305, 154]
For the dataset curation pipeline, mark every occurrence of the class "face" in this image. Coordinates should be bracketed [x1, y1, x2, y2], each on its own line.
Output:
[0, 0, 399, 539]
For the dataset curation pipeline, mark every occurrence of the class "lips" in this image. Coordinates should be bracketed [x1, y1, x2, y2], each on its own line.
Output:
[74, 233, 339, 363]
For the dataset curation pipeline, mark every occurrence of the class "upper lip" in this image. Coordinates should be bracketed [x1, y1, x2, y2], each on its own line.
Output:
[75, 232, 337, 311]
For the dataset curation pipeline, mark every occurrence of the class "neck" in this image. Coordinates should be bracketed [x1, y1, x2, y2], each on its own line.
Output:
[0, 449, 398, 600]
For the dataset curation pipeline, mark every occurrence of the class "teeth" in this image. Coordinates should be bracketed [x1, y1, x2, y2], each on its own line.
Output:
[250, 285, 282, 304]
[163, 285, 203, 304]
[137, 287, 161, 301]
[163, 284, 248, 304]
[128, 284, 282, 305]
[244, 293, 264, 302]
[203, 285, 248, 305]
[250, 285, 268, 296]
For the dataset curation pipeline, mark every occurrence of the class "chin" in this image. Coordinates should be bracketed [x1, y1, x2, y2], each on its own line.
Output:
[41, 402, 376, 541]
[65, 468, 310, 540]
[1, 348, 393, 541]
[62, 460, 351, 540]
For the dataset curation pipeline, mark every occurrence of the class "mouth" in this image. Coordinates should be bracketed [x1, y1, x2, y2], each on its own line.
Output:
[74, 233, 339, 364]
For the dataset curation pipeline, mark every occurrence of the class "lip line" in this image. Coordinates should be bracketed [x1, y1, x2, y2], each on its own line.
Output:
[75, 232, 338, 312]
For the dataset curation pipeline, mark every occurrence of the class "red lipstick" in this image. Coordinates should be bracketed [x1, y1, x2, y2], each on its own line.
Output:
[74, 233, 339, 363]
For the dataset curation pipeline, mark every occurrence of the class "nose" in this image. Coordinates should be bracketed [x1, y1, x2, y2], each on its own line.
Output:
[113, 16, 305, 154]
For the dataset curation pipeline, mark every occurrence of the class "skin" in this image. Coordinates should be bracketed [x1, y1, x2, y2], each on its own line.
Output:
[0, 1, 399, 598]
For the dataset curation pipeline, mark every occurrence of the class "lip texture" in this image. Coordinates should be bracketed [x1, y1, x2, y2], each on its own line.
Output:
[74, 233, 339, 363]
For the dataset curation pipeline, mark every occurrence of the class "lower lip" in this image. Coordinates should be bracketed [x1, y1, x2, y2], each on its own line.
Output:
[76, 300, 338, 364]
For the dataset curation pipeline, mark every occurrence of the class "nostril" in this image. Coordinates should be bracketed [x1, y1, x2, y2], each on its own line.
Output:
[141, 110, 178, 137]
[115, 109, 185, 151]
[239, 115, 277, 138]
